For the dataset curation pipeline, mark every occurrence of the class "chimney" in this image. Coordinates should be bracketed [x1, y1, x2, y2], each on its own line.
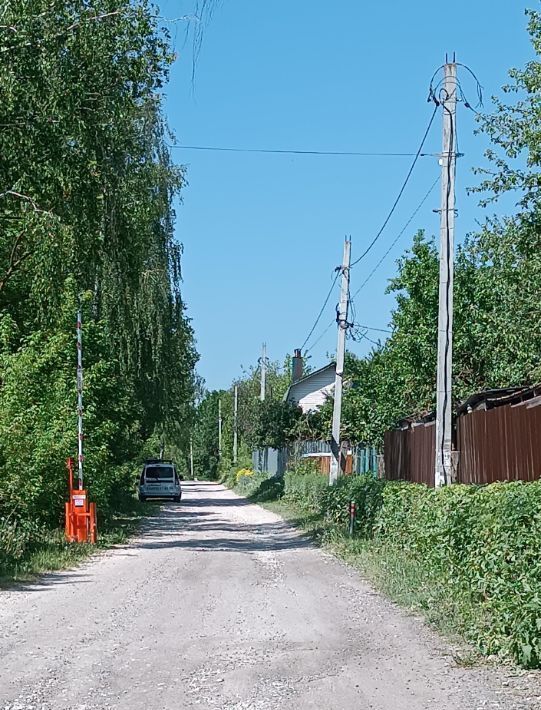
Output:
[292, 348, 303, 383]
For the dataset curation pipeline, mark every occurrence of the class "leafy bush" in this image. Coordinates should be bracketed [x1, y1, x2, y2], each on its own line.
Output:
[228, 460, 541, 668]
[283, 466, 327, 512]
[281, 464, 385, 536]
[251, 475, 285, 502]
[318, 474, 386, 536]
[375, 481, 541, 668]
[0, 517, 44, 572]
[236, 468, 254, 483]
[234, 472, 270, 497]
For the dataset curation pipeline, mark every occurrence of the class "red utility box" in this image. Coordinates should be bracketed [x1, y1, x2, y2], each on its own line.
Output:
[64, 458, 97, 544]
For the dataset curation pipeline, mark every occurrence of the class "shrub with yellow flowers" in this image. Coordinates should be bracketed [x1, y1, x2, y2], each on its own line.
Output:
[235, 468, 254, 483]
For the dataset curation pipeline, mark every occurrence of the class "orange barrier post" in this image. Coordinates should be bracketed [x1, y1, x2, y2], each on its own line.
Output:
[65, 457, 98, 544]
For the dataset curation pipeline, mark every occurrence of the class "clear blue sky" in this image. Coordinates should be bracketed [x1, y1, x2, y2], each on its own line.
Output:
[158, 0, 533, 391]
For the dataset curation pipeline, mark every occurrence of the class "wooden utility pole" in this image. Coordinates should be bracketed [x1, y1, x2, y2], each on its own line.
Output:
[260, 343, 266, 402]
[329, 238, 351, 485]
[218, 398, 222, 460]
[435, 57, 457, 487]
[233, 384, 238, 465]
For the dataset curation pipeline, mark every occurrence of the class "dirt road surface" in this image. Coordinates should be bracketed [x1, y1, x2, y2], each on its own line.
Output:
[1, 481, 540, 710]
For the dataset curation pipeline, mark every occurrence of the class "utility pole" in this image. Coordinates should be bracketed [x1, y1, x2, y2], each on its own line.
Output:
[233, 385, 238, 465]
[218, 398, 222, 460]
[189, 437, 194, 479]
[260, 343, 266, 402]
[435, 56, 457, 487]
[329, 238, 351, 485]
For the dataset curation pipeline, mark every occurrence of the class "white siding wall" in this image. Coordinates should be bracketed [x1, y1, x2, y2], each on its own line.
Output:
[287, 366, 335, 413]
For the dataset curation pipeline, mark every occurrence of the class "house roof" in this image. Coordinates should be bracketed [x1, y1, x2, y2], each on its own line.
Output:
[283, 362, 335, 403]
[457, 385, 541, 415]
[396, 410, 435, 429]
[393, 385, 541, 430]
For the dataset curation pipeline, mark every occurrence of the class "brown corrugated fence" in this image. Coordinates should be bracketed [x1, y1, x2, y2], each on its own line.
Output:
[384, 399, 541, 486]
[384, 422, 435, 487]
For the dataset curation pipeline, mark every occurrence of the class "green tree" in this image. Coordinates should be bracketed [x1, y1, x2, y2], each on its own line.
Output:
[0, 0, 198, 541]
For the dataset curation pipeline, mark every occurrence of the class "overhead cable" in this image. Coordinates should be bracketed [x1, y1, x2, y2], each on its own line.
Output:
[300, 270, 340, 353]
[306, 176, 439, 355]
[349, 104, 438, 268]
[168, 144, 435, 158]
[350, 176, 440, 301]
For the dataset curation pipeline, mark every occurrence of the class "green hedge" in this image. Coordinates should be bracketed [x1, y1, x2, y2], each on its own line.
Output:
[318, 474, 385, 536]
[375, 481, 541, 668]
[283, 470, 327, 511]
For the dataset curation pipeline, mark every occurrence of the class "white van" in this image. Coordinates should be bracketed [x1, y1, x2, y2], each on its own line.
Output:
[138, 460, 182, 502]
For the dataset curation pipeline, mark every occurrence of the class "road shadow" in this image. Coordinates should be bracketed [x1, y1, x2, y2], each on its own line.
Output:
[136, 519, 312, 552]
[135, 488, 313, 553]
[0, 571, 94, 593]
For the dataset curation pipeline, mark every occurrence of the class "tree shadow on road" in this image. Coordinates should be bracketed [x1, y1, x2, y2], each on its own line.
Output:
[135, 502, 314, 553]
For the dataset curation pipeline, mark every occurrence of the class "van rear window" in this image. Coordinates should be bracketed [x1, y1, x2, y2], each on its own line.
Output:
[145, 466, 174, 481]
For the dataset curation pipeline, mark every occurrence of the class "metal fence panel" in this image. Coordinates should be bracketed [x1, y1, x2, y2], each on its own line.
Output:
[457, 403, 541, 484]
[384, 423, 435, 486]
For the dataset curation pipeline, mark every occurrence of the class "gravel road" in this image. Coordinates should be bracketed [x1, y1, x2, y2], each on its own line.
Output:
[1, 481, 540, 710]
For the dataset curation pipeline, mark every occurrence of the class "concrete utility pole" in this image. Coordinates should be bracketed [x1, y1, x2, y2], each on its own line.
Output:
[435, 57, 457, 487]
[189, 437, 194, 479]
[218, 398, 222, 460]
[233, 385, 238, 465]
[260, 343, 266, 402]
[329, 238, 351, 485]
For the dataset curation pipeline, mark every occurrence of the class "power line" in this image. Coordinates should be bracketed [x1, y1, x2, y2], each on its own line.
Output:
[300, 270, 340, 353]
[350, 176, 440, 301]
[349, 104, 438, 268]
[304, 318, 335, 356]
[349, 326, 381, 348]
[305, 319, 391, 355]
[354, 324, 392, 334]
[306, 176, 439, 356]
[168, 144, 437, 158]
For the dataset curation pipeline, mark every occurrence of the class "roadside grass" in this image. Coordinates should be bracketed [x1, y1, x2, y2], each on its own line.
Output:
[0, 499, 157, 586]
[330, 535, 476, 643]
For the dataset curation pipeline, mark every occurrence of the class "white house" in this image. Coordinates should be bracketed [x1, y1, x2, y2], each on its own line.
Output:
[284, 362, 336, 414]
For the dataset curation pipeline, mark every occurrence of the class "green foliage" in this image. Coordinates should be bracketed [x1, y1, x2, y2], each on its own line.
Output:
[252, 399, 302, 449]
[283, 468, 328, 512]
[318, 475, 385, 536]
[250, 475, 285, 502]
[473, 9, 541, 211]
[374, 481, 541, 668]
[234, 471, 267, 496]
[0, 0, 198, 560]
[310, 232, 439, 446]
[192, 390, 222, 479]
[192, 358, 294, 478]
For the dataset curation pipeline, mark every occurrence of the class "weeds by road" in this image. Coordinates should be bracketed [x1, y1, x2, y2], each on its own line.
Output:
[0, 500, 157, 586]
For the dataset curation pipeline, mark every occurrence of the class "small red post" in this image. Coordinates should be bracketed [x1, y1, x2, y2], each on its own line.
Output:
[348, 500, 356, 537]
